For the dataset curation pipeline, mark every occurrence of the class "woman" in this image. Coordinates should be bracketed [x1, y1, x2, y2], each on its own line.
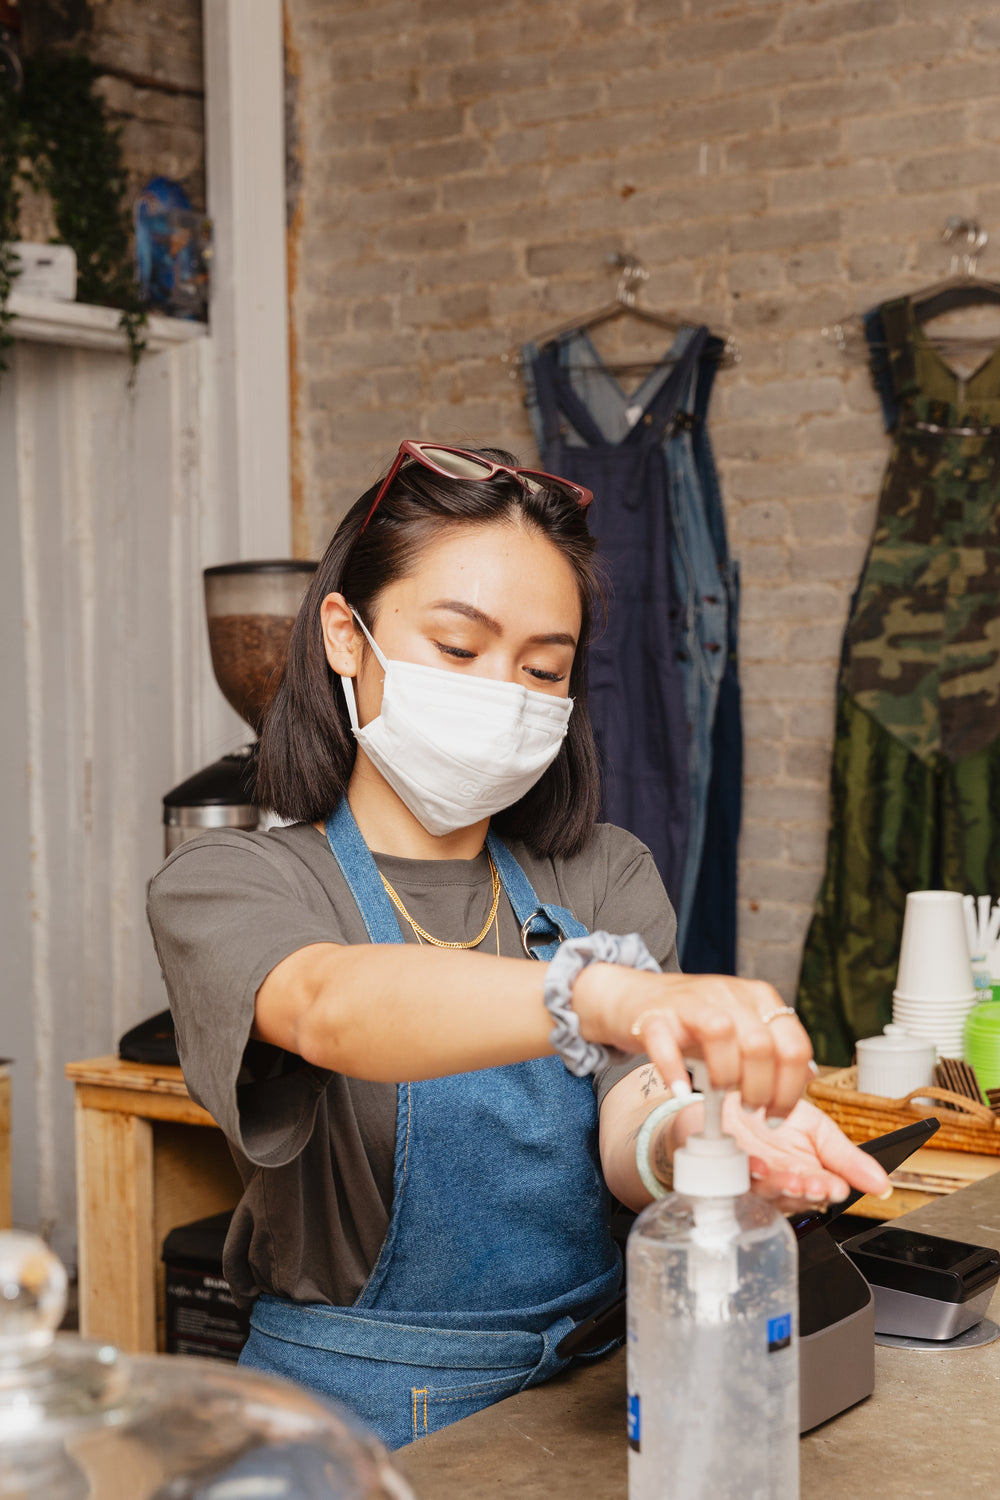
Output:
[148, 441, 888, 1450]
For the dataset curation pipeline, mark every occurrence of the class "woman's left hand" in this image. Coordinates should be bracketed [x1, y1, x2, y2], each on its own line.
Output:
[674, 1095, 892, 1211]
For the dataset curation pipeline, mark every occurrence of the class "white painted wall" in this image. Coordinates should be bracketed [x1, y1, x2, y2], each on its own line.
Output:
[0, 0, 291, 1265]
[203, 0, 292, 561]
[0, 331, 247, 1262]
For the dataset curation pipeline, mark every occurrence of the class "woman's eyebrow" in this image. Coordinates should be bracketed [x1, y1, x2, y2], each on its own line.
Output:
[528, 631, 577, 647]
[430, 600, 576, 648]
[430, 599, 503, 634]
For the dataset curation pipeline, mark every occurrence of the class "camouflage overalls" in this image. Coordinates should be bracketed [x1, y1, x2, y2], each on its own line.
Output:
[797, 296, 1000, 1063]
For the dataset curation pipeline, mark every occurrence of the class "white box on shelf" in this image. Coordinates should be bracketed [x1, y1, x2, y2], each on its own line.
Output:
[12, 242, 77, 302]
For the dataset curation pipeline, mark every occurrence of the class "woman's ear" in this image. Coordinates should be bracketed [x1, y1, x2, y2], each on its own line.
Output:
[320, 593, 362, 676]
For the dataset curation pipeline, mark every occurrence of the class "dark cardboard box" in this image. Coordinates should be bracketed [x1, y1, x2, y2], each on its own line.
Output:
[162, 1210, 249, 1362]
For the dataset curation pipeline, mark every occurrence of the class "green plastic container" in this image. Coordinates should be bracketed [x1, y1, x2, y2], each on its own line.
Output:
[964, 1001, 1000, 1094]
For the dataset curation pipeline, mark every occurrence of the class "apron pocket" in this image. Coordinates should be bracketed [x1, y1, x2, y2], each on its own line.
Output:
[412, 1366, 535, 1442]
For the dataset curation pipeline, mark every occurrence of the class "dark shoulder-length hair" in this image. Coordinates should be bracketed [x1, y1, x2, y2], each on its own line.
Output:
[257, 446, 605, 858]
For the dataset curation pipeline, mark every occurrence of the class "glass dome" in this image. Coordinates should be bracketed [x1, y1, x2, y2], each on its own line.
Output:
[0, 1232, 414, 1500]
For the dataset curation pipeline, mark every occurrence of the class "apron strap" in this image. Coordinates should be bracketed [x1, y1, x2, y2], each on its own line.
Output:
[528, 340, 610, 450]
[693, 334, 725, 427]
[486, 831, 588, 960]
[527, 325, 711, 456]
[624, 323, 709, 448]
[324, 798, 406, 945]
[878, 296, 921, 404]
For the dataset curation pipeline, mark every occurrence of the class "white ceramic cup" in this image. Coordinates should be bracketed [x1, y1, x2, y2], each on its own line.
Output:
[894, 890, 976, 1001]
[856, 1025, 937, 1097]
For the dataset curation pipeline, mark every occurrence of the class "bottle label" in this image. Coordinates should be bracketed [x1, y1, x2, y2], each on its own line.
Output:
[627, 1392, 641, 1451]
[767, 1312, 792, 1352]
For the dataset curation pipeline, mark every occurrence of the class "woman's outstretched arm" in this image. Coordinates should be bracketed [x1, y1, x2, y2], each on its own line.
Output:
[254, 941, 813, 1116]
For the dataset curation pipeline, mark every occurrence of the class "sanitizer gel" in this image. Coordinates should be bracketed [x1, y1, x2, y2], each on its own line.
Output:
[626, 1071, 799, 1500]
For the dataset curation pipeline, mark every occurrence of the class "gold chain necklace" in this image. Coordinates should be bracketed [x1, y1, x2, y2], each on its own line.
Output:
[380, 852, 501, 951]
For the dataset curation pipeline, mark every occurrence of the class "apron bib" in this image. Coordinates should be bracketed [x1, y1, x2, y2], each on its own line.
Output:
[241, 798, 621, 1448]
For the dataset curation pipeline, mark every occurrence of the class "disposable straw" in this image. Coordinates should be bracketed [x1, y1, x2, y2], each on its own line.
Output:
[990, 944, 1000, 983]
[988, 901, 1000, 951]
[964, 895, 979, 956]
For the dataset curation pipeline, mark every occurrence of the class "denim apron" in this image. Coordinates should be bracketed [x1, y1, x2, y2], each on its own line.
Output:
[240, 798, 621, 1449]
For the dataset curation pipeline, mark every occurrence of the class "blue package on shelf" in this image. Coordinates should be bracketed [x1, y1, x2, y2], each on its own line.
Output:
[135, 176, 212, 321]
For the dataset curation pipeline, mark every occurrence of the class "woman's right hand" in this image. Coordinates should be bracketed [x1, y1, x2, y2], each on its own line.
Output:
[572, 964, 813, 1119]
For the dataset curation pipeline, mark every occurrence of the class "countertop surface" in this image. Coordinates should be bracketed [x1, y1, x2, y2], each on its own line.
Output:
[397, 1175, 1000, 1497]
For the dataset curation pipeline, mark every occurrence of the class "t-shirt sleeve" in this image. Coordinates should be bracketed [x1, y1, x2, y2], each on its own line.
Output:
[146, 832, 341, 1168]
[588, 827, 681, 1108]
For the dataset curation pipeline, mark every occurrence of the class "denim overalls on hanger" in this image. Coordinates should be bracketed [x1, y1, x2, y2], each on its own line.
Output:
[524, 329, 709, 912]
[239, 798, 621, 1450]
[661, 334, 731, 957]
[680, 337, 742, 975]
[523, 329, 740, 970]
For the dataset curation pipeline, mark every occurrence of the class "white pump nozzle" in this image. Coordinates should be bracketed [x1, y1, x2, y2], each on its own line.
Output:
[673, 1061, 750, 1198]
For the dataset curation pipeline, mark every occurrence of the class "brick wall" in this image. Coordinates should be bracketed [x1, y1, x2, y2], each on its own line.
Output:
[285, 0, 1000, 998]
[16, 0, 204, 244]
[89, 0, 205, 207]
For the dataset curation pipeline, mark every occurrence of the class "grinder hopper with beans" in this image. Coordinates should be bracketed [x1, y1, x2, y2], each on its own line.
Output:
[162, 560, 317, 855]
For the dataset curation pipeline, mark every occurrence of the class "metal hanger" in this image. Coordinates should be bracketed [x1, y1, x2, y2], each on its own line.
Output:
[503, 254, 740, 379]
[911, 218, 1000, 324]
[825, 218, 1000, 357]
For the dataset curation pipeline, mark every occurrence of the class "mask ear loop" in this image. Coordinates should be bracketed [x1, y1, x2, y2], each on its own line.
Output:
[339, 607, 388, 730]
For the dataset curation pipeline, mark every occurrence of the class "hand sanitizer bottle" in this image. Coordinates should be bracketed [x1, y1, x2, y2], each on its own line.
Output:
[627, 1067, 799, 1500]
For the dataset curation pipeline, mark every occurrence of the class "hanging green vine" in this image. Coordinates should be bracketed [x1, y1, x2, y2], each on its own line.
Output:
[0, 80, 22, 370]
[0, 51, 146, 375]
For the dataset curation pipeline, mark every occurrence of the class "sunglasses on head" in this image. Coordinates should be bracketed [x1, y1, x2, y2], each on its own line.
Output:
[360, 440, 594, 532]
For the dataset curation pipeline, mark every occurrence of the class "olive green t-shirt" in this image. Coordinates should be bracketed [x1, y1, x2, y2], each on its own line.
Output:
[146, 820, 678, 1309]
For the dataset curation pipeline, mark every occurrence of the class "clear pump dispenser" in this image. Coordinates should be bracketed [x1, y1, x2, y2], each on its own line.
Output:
[626, 1066, 800, 1500]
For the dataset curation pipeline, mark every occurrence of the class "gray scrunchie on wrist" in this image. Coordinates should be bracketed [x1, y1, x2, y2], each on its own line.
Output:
[543, 930, 662, 1077]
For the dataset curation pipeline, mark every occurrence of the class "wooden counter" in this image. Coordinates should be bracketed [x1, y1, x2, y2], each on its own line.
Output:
[398, 1172, 1000, 1498]
[66, 1055, 241, 1354]
[849, 1142, 1000, 1218]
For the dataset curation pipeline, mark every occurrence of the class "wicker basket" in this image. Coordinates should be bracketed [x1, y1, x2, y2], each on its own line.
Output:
[808, 1066, 1000, 1156]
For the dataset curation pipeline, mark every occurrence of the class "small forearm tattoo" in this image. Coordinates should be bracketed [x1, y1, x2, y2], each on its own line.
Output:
[638, 1064, 669, 1099]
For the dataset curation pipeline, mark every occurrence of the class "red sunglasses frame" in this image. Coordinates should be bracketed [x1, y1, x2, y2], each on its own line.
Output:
[360, 440, 594, 532]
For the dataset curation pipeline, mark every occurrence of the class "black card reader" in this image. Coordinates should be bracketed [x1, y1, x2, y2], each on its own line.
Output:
[843, 1225, 1000, 1340]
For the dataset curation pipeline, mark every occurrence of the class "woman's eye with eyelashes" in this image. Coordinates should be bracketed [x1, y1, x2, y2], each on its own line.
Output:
[434, 641, 476, 661]
[434, 640, 565, 683]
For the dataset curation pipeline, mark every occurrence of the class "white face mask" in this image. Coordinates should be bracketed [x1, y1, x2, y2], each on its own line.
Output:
[339, 612, 574, 837]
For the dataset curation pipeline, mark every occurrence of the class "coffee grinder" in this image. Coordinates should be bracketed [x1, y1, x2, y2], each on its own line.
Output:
[162, 560, 317, 856]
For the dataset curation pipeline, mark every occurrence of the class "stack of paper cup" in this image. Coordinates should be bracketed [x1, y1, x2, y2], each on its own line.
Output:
[892, 890, 977, 1060]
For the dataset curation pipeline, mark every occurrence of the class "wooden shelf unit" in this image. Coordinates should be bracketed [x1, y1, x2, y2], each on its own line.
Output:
[66, 1055, 241, 1354]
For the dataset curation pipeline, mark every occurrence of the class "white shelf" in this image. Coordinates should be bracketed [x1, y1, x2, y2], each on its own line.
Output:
[8, 293, 209, 354]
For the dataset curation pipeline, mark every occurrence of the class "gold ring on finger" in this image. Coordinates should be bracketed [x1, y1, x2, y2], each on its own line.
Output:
[760, 1005, 798, 1026]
